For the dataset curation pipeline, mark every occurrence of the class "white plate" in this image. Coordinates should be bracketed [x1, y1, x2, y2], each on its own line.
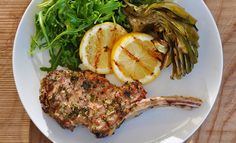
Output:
[13, 0, 223, 143]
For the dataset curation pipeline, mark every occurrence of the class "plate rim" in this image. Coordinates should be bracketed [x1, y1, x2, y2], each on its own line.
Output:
[12, 0, 224, 142]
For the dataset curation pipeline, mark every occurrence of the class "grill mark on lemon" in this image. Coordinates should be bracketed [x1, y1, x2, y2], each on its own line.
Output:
[116, 50, 146, 80]
[136, 39, 163, 61]
[109, 26, 120, 49]
[120, 46, 154, 75]
[94, 28, 104, 70]
[113, 60, 130, 78]
[123, 42, 158, 74]
[94, 52, 102, 71]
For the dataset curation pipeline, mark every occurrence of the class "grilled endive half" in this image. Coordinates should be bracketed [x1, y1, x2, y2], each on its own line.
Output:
[124, 1, 199, 79]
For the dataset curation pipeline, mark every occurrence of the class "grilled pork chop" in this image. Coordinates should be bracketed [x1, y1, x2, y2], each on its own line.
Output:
[40, 69, 202, 138]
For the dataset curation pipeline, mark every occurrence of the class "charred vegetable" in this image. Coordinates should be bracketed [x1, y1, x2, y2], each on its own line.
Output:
[124, 1, 199, 79]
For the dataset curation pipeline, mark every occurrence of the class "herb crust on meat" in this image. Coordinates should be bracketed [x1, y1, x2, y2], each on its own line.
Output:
[40, 69, 202, 138]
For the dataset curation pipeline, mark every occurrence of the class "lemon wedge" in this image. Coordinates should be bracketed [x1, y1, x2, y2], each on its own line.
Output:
[79, 22, 127, 74]
[111, 33, 162, 84]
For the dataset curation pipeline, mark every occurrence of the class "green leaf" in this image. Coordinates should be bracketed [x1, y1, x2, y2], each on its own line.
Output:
[29, 0, 130, 72]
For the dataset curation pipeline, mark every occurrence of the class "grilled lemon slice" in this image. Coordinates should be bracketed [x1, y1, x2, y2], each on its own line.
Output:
[79, 22, 127, 74]
[111, 33, 162, 84]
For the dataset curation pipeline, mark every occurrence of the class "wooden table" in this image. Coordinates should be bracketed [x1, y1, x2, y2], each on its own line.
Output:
[0, 0, 235, 142]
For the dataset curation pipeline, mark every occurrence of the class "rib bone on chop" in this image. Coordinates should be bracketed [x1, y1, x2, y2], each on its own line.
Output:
[40, 69, 202, 138]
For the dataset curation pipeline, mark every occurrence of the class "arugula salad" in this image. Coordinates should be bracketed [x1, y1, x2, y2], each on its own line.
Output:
[30, 0, 132, 71]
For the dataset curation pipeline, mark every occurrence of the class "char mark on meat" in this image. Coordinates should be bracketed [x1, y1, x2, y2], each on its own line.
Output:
[40, 69, 202, 137]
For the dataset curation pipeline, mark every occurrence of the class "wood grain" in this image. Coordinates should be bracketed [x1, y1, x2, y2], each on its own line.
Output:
[0, 1, 31, 143]
[187, 0, 236, 143]
[0, 0, 235, 143]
